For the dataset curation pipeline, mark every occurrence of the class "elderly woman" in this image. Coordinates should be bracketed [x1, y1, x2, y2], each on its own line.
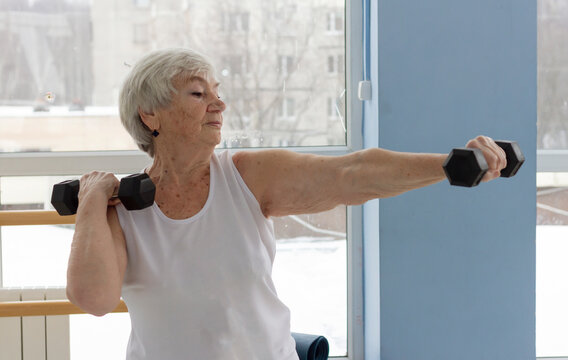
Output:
[66, 48, 506, 359]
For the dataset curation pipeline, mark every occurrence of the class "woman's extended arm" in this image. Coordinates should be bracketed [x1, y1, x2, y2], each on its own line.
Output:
[66, 172, 127, 317]
[233, 136, 506, 218]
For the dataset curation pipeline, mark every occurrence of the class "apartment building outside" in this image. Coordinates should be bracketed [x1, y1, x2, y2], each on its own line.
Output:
[1, 0, 345, 152]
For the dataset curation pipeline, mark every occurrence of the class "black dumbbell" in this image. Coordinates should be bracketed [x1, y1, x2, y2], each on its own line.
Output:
[443, 140, 525, 187]
[51, 173, 156, 215]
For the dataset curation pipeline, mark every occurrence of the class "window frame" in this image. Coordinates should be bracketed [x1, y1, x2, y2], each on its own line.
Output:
[0, 1, 365, 358]
[537, 150, 568, 172]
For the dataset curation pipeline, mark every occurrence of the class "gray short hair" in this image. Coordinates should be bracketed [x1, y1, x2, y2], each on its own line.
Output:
[119, 48, 215, 157]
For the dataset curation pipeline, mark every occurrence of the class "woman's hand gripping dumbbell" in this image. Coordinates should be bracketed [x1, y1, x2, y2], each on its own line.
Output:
[51, 172, 156, 215]
[443, 138, 525, 187]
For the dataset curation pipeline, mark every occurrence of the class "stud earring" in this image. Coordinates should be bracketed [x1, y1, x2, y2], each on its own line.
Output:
[151, 130, 160, 137]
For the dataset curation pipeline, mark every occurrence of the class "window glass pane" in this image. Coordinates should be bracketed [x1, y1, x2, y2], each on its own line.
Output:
[1, 175, 74, 286]
[1, 224, 72, 287]
[273, 206, 347, 356]
[0, 0, 346, 153]
[538, 0, 568, 149]
[537, 1, 568, 357]
[536, 173, 568, 357]
[273, 207, 347, 357]
[70, 314, 131, 360]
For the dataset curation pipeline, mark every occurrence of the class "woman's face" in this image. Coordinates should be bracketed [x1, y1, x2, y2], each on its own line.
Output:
[157, 72, 226, 148]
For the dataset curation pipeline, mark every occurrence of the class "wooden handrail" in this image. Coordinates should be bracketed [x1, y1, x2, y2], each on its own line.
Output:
[0, 299, 128, 317]
[0, 210, 75, 226]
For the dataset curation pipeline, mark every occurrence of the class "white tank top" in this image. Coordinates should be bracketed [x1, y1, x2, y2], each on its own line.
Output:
[116, 151, 298, 360]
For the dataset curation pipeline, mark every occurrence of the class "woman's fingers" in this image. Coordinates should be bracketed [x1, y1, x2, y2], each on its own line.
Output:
[466, 136, 507, 182]
[79, 171, 120, 200]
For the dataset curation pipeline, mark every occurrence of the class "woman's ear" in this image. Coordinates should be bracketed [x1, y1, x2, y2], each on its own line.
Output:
[138, 107, 159, 132]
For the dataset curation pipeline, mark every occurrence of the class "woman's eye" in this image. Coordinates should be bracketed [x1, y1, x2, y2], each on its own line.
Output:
[191, 92, 203, 97]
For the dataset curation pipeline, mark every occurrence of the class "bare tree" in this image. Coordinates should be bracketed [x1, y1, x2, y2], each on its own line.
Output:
[189, 0, 344, 147]
[538, 0, 568, 149]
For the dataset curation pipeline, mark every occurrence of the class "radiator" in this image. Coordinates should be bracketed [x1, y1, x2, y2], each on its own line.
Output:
[0, 287, 70, 360]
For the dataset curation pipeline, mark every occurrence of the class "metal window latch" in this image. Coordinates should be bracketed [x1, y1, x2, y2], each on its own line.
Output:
[358, 80, 372, 101]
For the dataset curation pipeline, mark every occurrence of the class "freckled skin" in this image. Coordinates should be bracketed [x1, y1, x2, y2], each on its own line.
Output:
[151, 168, 212, 219]
[136, 73, 225, 220]
[152, 78, 224, 150]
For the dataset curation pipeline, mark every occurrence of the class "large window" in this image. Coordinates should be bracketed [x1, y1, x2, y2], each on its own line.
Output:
[0, 0, 346, 152]
[537, 1, 568, 358]
[0, 0, 362, 359]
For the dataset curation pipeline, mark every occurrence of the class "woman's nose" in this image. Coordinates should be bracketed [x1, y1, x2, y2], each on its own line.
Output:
[207, 97, 226, 113]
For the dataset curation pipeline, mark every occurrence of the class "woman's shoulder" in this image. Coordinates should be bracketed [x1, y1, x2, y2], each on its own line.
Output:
[230, 150, 248, 171]
[230, 150, 267, 180]
[231, 149, 293, 173]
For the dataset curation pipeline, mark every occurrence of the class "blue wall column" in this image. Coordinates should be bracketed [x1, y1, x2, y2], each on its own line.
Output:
[374, 0, 536, 359]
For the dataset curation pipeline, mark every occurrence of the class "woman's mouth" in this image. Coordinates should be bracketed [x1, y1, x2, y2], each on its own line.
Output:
[205, 121, 222, 128]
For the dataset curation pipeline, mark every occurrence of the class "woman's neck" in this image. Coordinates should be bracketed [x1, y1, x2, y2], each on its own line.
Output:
[147, 144, 215, 187]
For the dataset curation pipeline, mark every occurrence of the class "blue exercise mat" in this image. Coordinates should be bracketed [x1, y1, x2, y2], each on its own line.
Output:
[291, 332, 329, 360]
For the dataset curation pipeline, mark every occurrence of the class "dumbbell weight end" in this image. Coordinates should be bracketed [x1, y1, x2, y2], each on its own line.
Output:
[495, 140, 525, 178]
[442, 148, 489, 187]
[51, 179, 80, 216]
[118, 173, 156, 211]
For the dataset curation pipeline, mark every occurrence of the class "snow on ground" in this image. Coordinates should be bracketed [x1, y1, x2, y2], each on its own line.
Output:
[536, 225, 568, 357]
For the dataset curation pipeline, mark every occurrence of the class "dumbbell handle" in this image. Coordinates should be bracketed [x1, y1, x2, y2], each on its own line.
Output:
[67, 180, 121, 199]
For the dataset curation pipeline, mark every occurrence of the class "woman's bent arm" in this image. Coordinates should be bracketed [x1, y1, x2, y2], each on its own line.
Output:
[66, 173, 127, 317]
